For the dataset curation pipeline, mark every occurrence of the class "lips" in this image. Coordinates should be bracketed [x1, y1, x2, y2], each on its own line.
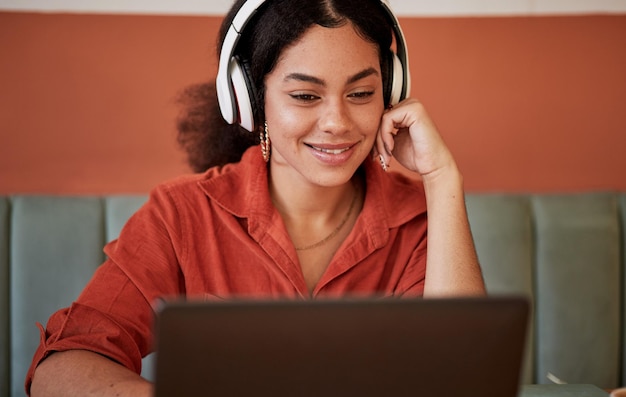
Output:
[305, 142, 359, 166]
[306, 143, 355, 154]
[309, 145, 351, 155]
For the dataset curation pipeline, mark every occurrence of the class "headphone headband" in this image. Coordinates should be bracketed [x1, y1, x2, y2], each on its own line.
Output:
[216, 0, 266, 131]
[216, 0, 411, 132]
[380, 0, 411, 101]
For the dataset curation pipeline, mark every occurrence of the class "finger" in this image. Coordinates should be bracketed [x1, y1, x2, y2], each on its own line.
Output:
[378, 111, 398, 157]
[374, 127, 389, 170]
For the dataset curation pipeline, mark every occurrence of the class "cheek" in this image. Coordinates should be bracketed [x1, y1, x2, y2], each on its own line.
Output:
[264, 90, 298, 126]
[263, 104, 304, 151]
[354, 107, 384, 135]
[265, 99, 315, 137]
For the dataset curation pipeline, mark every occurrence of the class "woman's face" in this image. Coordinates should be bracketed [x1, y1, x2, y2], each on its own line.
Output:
[264, 23, 385, 188]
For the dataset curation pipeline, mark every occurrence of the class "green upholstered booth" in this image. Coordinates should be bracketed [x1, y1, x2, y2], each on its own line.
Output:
[1, 192, 625, 396]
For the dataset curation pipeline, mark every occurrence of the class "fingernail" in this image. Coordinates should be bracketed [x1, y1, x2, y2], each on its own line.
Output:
[384, 143, 392, 156]
[378, 154, 388, 172]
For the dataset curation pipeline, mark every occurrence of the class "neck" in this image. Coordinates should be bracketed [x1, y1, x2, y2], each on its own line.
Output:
[270, 175, 357, 222]
[270, 175, 361, 253]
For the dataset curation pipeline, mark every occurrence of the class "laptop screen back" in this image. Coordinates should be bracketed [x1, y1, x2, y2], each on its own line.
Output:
[154, 296, 529, 397]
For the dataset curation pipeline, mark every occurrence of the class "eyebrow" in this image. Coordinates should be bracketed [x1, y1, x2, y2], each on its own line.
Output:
[284, 67, 379, 86]
[347, 67, 379, 84]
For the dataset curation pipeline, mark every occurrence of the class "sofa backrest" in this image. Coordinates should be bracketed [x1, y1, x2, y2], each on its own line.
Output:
[0, 197, 9, 397]
[0, 195, 147, 397]
[466, 193, 625, 387]
[0, 192, 624, 396]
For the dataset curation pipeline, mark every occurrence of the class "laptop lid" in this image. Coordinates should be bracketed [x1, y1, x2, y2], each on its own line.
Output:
[153, 296, 529, 397]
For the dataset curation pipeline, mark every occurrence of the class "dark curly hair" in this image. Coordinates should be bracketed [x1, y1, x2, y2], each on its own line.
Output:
[177, 0, 395, 172]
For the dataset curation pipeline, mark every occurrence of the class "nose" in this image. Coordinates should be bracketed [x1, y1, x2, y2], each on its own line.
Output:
[317, 99, 351, 135]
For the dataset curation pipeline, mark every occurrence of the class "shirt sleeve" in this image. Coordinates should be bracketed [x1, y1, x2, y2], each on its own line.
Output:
[25, 184, 187, 395]
[396, 221, 428, 297]
[24, 260, 154, 393]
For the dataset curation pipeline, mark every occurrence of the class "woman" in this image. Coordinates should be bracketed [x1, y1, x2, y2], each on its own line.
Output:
[28, 0, 485, 395]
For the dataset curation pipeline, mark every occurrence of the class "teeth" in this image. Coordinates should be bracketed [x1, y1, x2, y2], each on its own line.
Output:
[311, 146, 350, 154]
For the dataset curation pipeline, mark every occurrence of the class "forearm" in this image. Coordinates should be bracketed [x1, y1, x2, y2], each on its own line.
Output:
[422, 165, 485, 297]
[30, 350, 153, 397]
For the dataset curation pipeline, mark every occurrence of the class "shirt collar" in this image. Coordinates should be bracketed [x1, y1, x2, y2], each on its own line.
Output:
[197, 146, 427, 238]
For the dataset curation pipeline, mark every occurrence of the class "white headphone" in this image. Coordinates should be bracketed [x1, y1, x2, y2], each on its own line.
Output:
[215, 0, 411, 132]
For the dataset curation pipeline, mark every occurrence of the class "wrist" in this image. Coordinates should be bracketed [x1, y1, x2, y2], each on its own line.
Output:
[421, 163, 464, 198]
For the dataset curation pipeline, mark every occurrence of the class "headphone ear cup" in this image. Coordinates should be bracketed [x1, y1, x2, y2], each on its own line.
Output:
[230, 57, 258, 132]
[386, 50, 405, 106]
[382, 50, 394, 106]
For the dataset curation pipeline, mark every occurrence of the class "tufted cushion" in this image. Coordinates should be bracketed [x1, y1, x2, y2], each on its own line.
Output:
[466, 194, 535, 384]
[0, 197, 9, 397]
[10, 196, 105, 397]
[531, 193, 621, 387]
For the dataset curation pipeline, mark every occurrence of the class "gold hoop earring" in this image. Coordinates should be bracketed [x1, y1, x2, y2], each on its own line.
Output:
[260, 121, 271, 162]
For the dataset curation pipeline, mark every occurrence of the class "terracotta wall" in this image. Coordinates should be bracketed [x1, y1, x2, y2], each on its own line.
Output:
[1, 12, 625, 194]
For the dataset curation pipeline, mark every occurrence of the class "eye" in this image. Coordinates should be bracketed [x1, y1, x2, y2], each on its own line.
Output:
[348, 91, 375, 101]
[289, 93, 320, 102]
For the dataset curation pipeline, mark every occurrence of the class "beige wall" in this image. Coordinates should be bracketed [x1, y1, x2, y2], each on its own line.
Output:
[3, 0, 626, 15]
[1, 12, 625, 193]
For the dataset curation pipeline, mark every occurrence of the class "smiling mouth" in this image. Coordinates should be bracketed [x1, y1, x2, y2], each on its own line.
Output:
[307, 144, 354, 155]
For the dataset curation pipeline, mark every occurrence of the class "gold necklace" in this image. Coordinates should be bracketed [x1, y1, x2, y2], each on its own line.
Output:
[295, 185, 359, 251]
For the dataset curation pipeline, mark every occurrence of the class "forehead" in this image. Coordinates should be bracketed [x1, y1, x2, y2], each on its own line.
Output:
[275, 23, 381, 74]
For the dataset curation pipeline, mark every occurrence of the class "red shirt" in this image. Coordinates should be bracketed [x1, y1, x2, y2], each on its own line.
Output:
[26, 147, 427, 391]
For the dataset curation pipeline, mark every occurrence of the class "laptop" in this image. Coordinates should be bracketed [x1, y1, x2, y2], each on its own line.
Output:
[153, 296, 529, 397]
